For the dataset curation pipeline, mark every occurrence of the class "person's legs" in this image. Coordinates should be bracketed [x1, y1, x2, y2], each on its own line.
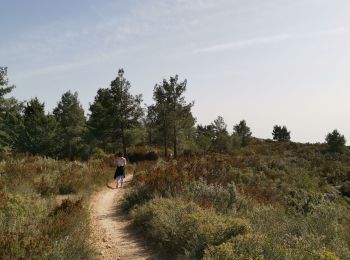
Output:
[116, 175, 123, 188]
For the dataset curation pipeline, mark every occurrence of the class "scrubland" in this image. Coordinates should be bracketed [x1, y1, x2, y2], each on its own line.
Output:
[0, 152, 113, 259]
[2, 140, 350, 260]
[124, 142, 350, 259]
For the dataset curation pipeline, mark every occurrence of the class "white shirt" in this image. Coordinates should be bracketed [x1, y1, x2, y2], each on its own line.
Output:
[116, 157, 127, 167]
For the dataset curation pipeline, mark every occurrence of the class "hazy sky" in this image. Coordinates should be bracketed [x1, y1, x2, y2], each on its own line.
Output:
[1, 0, 350, 143]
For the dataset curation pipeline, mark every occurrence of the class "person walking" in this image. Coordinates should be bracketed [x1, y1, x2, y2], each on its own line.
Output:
[114, 152, 127, 188]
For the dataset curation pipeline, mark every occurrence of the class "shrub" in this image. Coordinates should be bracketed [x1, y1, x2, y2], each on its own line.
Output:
[285, 189, 323, 215]
[203, 234, 268, 260]
[0, 231, 52, 260]
[183, 149, 194, 157]
[185, 179, 239, 212]
[91, 147, 108, 160]
[316, 248, 340, 260]
[340, 181, 350, 197]
[131, 197, 250, 258]
[49, 199, 82, 217]
[58, 182, 76, 195]
[122, 186, 153, 211]
[36, 177, 55, 196]
[127, 150, 158, 163]
[203, 242, 236, 260]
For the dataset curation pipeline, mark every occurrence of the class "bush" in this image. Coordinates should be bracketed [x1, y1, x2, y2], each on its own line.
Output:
[58, 183, 76, 195]
[36, 177, 55, 196]
[203, 234, 269, 260]
[127, 151, 158, 163]
[122, 186, 153, 211]
[183, 149, 194, 157]
[340, 181, 350, 197]
[0, 155, 112, 259]
[49, 199, 82, 217]
[185, 179, 239, 212]
[285, 189, 323, 215]
[131, 197, 250, 258]
[204, 234, 342, 260]
[203, 242, 236, 260]
[91, 147, 108, 160]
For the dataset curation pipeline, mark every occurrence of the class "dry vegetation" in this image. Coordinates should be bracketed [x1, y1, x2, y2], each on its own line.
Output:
[0, 152, 113, 259]
[124, 142, 350, 259]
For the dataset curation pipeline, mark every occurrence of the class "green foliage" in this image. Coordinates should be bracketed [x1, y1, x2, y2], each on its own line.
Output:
[131, 197, 250, 258]
[195, 117, 241, 153]
[195, 124, 215, 152]
[0, 67, 14, 97]
[0, 67, 21, 150]
[53, 91, 87, 160]
[325, 129, 346, 153]
[151, 75, 195, 157]
[233, 120, 252, 147]
[211, 116, 231, 152]
[127, 150, 158, 163]
[185, 179, 239, 213]
[272, 125, 291, 142]
[122, 185, 153, 211]
[88, 68, 143, 155]
[0, 155, 113, 259]
[127, 141, 350, 259]
[17, 98, 59, 156]
[58, 183, 76, 195]
[340, 181, 350, 197]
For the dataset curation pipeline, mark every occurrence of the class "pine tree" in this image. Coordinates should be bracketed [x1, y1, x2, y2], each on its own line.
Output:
[152, 75, 195, 158]
[0, 67, 22, 149]
[89, 69, 143, 155]
[326, 129, 346, 153]
[17, 98, 59, 156]
[272, 125, 291, 142]
[195, 124, 215, 151]
[211, 116, 231, 152]
[53, 91, 87, 160]
[233, 120, 252, 147]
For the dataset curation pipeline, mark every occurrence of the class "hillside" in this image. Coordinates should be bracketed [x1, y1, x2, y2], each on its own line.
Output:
[1, 141, 350, 259]
[124, 141, 350, 259]
[0, 153, 113, 259]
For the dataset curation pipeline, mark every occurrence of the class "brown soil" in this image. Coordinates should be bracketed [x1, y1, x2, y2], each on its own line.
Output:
[89, 175, 157, 260]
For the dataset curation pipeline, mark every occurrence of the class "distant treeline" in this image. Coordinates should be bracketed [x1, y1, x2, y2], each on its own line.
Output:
[0, 67, 347, 160]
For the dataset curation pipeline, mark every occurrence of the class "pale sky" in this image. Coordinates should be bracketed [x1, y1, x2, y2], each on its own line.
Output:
[1, 0, 350, 143]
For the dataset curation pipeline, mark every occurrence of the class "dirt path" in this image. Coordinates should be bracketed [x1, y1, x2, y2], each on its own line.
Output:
[90, 175, 156, 260]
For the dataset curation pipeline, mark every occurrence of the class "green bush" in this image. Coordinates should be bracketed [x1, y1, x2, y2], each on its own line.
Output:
[340, 181, 350, 197]
[185, 179, 239, 213]
[131, 197, 250, 258]
[58, 182, 76, 195]
[122, 186, 153, 211]
[203, 242, 236, 260]
[127, 150, 158, 163]
[203, 234, 268, 260]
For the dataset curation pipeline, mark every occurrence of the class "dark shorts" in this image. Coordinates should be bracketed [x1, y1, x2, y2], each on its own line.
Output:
[114, 166, 125, 179]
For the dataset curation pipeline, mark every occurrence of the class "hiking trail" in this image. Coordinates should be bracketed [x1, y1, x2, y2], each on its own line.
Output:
[90, 174, 156, 260]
